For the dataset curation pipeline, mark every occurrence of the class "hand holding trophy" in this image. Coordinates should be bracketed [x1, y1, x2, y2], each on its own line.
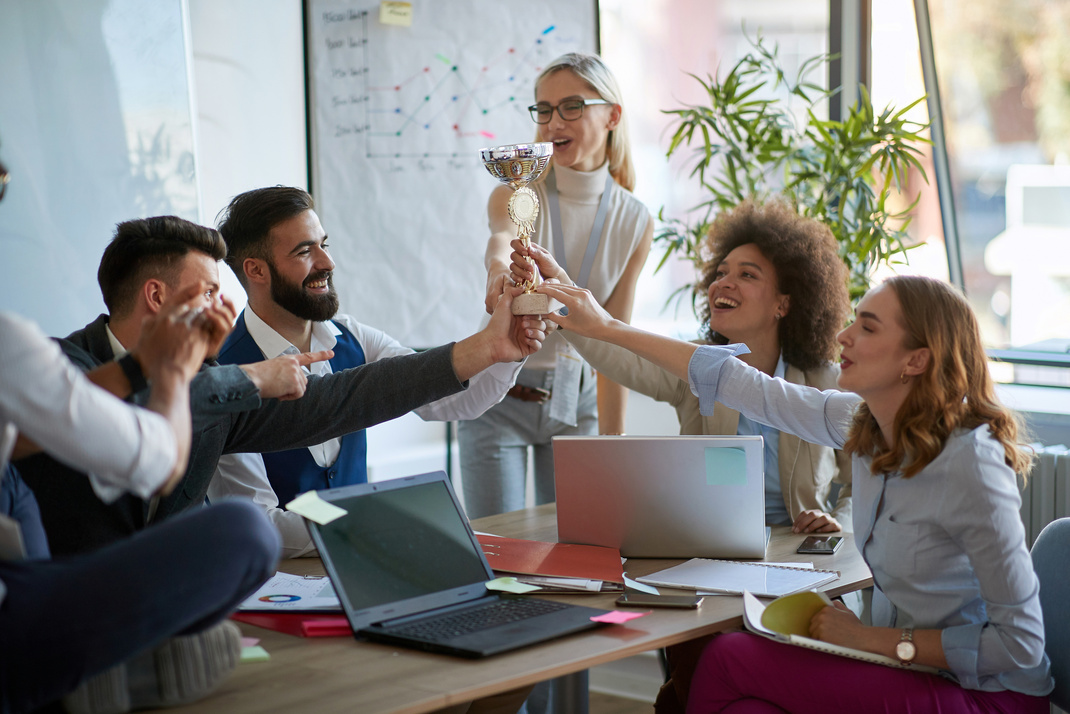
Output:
[480, 143, 553, 314]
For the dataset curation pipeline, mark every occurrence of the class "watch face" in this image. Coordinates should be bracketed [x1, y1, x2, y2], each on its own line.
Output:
[896, 640, 917, 662]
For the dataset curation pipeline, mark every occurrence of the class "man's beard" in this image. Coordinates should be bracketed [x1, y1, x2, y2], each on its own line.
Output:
[267, 262, 340, 322]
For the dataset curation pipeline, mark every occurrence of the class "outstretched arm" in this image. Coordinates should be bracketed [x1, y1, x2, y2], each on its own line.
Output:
[453, 285, 547, 382]
[536, 282, 699, 383]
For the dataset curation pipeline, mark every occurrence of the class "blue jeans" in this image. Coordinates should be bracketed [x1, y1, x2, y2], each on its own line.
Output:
[0, 500, 279, 714]
[0, 465, 49, 560]
[457, 366, 598, 520]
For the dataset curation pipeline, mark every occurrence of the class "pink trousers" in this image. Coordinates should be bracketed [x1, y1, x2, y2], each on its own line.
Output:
[686, 632, 1049, 714]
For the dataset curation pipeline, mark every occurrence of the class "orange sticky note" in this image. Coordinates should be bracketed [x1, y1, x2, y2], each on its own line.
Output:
[591, 610, 651, 625]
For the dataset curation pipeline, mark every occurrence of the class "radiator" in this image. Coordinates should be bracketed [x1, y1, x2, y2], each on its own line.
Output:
[1020, 444, 1070, 548]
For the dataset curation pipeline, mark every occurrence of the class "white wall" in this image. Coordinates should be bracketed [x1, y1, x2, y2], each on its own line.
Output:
[187, 0, 308, 309]
[185, 0, 682, 488]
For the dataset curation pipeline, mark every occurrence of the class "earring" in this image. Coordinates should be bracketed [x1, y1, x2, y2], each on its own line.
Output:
[774, 313, 782, 321]
[900, 370, 909, 384]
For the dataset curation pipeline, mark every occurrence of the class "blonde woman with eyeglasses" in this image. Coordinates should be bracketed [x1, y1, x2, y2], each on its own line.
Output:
[458, 52, 653, 520]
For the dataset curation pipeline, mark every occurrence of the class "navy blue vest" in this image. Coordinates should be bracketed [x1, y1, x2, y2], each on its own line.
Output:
[216, 311, 369, 504]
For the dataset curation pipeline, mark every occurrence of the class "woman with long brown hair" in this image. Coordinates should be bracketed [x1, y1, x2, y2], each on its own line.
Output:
[532, 274, 1052, 712]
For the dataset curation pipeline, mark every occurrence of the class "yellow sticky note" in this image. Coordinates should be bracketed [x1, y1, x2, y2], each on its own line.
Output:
[240, 645, 271, 663]
[379, 1, 412, 27]
[285, 491, 347, 525]
[485, 577, 540, 594]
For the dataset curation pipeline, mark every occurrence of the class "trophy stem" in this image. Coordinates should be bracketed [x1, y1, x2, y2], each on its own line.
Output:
[479, 143, 553, 315]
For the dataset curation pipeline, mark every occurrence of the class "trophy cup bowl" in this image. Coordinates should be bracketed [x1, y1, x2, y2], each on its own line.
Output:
[480, 143, 554, 315]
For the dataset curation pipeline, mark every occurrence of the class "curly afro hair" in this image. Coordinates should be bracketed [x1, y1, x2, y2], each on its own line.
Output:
[696, 199, 850, 371]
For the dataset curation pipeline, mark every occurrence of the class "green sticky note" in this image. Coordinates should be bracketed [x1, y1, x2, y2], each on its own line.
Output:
[704, 447, 747, 486]
[485, 577, 540, 594]
[240, 645, 271, 663]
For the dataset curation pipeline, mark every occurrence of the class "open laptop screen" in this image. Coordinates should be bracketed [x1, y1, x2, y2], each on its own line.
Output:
[314, 479, 490, 611]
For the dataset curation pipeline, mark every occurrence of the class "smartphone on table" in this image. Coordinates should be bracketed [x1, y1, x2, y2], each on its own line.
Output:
[796, 535, 844, 555]
[615, 593, 703, 609]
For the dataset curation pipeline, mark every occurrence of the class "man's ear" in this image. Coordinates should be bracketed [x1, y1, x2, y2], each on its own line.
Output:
[244, 257, 270, 286]
[141, 278, 168, 315]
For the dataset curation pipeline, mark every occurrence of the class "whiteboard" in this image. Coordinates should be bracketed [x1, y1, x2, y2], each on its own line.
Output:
[0, 0, 199, 337]
[306, 0, 598, 346]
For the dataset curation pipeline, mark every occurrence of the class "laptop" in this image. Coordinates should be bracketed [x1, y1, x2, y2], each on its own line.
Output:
[306, 471, 609, 658]
[553, 435, 767, 559]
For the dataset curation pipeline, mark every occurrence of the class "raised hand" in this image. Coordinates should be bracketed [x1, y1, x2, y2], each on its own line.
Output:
[133, 281, 232, 384]
[535, 282, 616, 339]
[241, 349, 335, 401]
[489, 286, 547, 362]
[484, 268, 513, 315]
[510, 238, 571, 287]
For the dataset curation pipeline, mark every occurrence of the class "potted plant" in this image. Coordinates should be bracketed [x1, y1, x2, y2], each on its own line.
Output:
[655, 33, 930, 312]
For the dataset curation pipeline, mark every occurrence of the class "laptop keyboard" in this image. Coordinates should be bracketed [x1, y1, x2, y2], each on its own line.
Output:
[386, 598, 572, 641]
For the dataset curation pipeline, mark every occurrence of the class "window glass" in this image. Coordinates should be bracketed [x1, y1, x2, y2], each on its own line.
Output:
[600, 0, 829, 335]
[877, 0, 1070, 367]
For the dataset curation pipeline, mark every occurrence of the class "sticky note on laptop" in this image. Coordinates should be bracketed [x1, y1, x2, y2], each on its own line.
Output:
[705, 447, 747, 486]
[285, 491, 347, 525]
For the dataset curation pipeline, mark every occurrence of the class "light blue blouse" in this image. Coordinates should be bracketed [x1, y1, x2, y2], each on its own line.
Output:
[735, 354, 789, 525]
[688, 344, 1053, 696]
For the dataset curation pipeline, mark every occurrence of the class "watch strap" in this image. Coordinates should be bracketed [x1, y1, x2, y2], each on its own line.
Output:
[118, 353, 149, 394]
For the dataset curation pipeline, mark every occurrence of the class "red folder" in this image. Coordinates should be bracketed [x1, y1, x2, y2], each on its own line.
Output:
[476, 535, 624, 584]
[231, 612, 352, 638]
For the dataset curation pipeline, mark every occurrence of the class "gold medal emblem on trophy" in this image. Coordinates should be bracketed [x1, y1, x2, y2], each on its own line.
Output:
[480, 142, 554, 314]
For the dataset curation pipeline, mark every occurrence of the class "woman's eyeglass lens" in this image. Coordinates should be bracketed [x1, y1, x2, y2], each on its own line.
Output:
[528, 98, 611, 124]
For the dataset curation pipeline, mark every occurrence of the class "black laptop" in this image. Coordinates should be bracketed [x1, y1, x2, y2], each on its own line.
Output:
[306, 471, 609, 658]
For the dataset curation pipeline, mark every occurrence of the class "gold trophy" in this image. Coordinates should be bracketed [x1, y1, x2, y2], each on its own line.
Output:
[480, 142, 554, 314]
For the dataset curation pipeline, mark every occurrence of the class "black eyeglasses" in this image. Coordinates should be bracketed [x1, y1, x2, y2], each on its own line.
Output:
[528, 98, 612, 124]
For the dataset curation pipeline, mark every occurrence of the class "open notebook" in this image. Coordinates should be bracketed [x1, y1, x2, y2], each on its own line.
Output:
[743, 591, 940, 673]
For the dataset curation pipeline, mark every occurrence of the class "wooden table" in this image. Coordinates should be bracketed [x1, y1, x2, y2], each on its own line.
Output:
[172, 504, 872, 714]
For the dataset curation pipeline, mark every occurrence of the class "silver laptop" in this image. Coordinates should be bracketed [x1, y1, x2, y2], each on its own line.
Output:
[553, 435, 767, 558]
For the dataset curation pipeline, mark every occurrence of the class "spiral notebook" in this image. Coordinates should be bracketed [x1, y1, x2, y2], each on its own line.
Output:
[636, 558, 838, 598]
[743, 591, 940, 673]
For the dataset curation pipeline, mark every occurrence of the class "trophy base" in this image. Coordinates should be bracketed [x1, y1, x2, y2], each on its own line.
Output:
[512, 292, 550, 315]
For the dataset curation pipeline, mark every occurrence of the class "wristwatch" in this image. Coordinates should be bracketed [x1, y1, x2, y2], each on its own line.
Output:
[895, 627, 917, 666]
[118, 353, 149, 394]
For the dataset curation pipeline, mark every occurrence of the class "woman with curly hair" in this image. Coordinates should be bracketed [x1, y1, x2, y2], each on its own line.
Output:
[513, 198, 852, 533]
[513, 199, 854, 713]
[532, 274, 1053, 713]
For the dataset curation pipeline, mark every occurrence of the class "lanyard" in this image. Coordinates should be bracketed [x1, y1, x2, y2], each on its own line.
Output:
[545, 168, 614, 290]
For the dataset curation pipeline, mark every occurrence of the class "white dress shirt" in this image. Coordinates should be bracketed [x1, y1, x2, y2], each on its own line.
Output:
[687, 343, 1053, 696]
[210, 308, 521, 558]
[1, 312, 177, 603]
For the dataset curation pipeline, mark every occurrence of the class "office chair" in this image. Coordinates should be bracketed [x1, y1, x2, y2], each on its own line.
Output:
[1031, 517, 1070, 711]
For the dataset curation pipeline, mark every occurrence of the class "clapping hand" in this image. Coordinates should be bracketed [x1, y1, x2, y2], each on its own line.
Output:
[133, 282, 237, 384]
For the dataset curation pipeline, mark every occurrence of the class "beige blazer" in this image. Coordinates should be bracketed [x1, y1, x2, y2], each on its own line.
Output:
[564, 332, 853, 530]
